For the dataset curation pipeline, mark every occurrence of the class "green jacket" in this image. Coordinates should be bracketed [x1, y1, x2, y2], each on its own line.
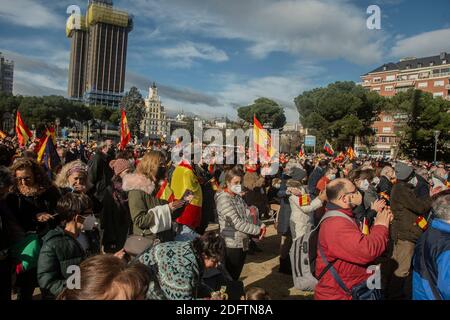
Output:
[123, 174, 167, 238]
[37, 227, 85, 299]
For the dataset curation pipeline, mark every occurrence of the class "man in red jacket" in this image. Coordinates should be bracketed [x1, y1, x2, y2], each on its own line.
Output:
[315, 178, 393, 300]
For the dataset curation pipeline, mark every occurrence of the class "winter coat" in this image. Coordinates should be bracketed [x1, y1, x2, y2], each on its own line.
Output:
[307, 166, 324, 197]
[412, 219, 450, 300]
[100, 179, 132, 253]
[242, 171, 268, 217]
[314, 204, 389, 300]
[289, 196, 323, 240]
[377, 176, 393, 196]
[215, 191, 260, 250]
[37, 227, 85, 299]
[138, 240, 203, 300]
[5, 186, 61, 237]
[123, 173, 173, 241]
[277, 179, 292, 235]
[390, 181, 432, 243]
[87, 152, 113, 203]
[415, 175, 430, 199]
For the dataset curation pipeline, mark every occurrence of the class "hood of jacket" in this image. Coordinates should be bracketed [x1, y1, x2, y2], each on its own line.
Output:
[122, 173, 155, 195]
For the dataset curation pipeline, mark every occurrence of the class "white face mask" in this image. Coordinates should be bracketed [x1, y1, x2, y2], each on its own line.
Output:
[372, 177, 380, 185]
[230, 184, 242, 194]
[409, 176, 418, 187]
[360, 179, 370, 191]
[82, 214, 97, 231]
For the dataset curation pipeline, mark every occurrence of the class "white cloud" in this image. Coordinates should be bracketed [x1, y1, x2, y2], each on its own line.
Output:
[0, 0, 61, 28]
[123, 0, 386, 65]
[156, 42, 229, 68]
[390, 28, 450, 58]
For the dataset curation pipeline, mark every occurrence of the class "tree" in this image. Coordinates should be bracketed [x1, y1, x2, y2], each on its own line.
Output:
[294, 81, 382, 151]
[387, 89, 450, 161]
[237, 98, 286, 129]
[120, 87, 145, 139]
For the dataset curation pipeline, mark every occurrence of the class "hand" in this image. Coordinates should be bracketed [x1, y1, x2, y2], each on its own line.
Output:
[259, 224, 267, 241]
[183, 194, 194, 203]
[169, 200, 185, 212]
[113, 249, 126, 260]
[371, 199, 386, 213]
[36, 213, 54, 222]
[374, 206, 393, 228]
[290, 188, 302, 196]
[319, 189, 327, 202]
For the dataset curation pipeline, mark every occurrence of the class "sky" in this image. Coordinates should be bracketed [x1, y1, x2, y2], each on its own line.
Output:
[1, 0, 450, 122]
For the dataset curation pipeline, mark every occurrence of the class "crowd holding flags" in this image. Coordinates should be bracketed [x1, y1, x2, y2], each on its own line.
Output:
[15, 111, 33, 147]
[120, 109, 131, 151]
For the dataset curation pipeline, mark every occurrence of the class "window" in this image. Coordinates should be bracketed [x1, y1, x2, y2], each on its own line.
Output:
[383, 127, 392, 133]
[433, 92, 444, 97]
[385, 86, 394, 92]
[418, 82, 428, 88]
[409, 74, 418, 80]
[374, 128, 379, 133]
[380, 137, 387, 143]
[373, 87, 381, 92]
[383, 116, 392, 122]
[373, 77, 381, 83]
[435, 80, 445, 87]
[386, 75, 395, 82]
[417, 63, 422, 68]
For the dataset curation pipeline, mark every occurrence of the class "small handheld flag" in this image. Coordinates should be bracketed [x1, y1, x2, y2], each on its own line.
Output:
[347, 147, 355, 160]
[362, 217, 370, 236]
[416, 216, 428, 231]
[298, 194, 311, 206]
[0, 130, 7, 139]
[299, 145, 305, 158]
[156, 179, 175, 202]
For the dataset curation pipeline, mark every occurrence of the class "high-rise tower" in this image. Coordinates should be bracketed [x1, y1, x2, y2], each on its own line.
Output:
[66, 0, 133, 107]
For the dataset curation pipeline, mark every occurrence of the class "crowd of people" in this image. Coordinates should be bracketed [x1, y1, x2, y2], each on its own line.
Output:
[0, 135, 448, 300]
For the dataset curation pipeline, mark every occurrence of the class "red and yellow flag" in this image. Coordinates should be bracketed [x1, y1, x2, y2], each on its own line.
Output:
[299, 145, 305, 158]
[253, 115, 276, 162]
[347, 147, 356, 160]
[416, 216, 428, 231]
[120, 109, 131, 150]
[15, 111, 33, 147]
[298, 194, 311, 206]
[0, 130, 7, 139]
[362, 217, 370, 236]
[156, 179, 175, 202]
[170, 160, 203, 230]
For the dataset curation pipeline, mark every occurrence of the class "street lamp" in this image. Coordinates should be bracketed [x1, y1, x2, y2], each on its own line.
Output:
[434, 130, 441, 164]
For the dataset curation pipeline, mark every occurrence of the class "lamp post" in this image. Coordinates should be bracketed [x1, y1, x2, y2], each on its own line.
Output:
[434, 130, 440, 164]
[55, 118, 60, 139]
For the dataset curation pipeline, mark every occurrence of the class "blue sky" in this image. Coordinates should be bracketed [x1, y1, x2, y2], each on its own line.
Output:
[1, 0, 450, 122]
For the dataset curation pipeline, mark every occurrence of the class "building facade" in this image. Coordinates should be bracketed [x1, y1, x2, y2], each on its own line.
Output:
[142, 83, 170, 140]
[0, 52, 14, 95]
[66, 0, 133, 107]
[358, 52, 450, 157]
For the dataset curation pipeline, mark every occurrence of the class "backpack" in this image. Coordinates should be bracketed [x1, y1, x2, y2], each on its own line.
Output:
[290, 210, 354, 291]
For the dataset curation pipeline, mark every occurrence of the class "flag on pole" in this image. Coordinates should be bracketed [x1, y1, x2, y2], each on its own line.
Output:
[37, 135, 61, 176]
[299, 145, 305, 158]
[0, 130, 7, 139]
[15, 111, 33, 147]
[323, 140, 334, 156]
[156, 179, 175, 202]
[253, 114, 276, 162]
[120, 109, 131, 150]
[347, 147, 356, 160]
[362, 217, 370, 236]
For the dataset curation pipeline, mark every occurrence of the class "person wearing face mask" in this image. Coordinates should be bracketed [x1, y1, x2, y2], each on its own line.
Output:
[215, 167, 266, 281]
[314, 178, 392, 300]
[37, 193, 92, 300]
[387, 162, 432, 300]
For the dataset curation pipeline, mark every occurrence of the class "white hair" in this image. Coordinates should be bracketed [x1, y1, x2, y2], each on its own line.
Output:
[432, 194, 450, 221]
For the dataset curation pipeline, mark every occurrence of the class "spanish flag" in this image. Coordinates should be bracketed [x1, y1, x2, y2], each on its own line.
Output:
[298, 194, 311, 206]
[299, 145, 305, 158]
[0, 130, 7, 139]
[170, 160, 203, 230]
[362, 217, 370, 236]
[15, 111, 33, 147]
[120, 109, 131, 150]
[253, 115, 276, 162]
[324, 140, 334, 156]
[416, 216, 428, 231]
[36, 135, 61, 175]
[347, 147, 355, 160]
[156, 179, 175, 202]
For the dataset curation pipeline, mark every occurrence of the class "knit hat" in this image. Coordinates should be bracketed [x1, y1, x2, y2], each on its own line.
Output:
[109, 159, 132, 176]
[394, 162, 413, 181]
